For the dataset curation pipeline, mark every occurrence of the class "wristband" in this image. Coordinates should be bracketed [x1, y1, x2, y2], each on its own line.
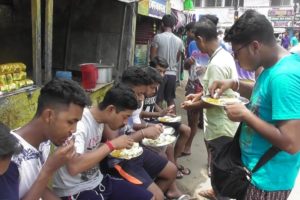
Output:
[140, 129, 145, 138]
[105, 141, 115, 151]
[234, 80, 240, 91]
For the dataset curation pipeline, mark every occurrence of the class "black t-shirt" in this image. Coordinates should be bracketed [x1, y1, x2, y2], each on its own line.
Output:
[0, 161, 19, 200]
[143, 95, 157, 121]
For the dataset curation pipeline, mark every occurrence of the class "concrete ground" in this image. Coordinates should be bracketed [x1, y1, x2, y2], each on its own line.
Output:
[172, 74, 212, 200]
[173, 72, 300, 200]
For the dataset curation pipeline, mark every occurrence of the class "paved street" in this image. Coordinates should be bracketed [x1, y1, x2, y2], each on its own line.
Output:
[173, 73, 212, 200]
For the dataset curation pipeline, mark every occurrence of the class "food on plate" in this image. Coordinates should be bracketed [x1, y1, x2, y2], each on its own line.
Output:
[110, 142, 143, 160]
[162, 126, 175, 135]
[158, 115, 182, 123]
[142, 134, 176, 147]
[202, 95, 247, 106]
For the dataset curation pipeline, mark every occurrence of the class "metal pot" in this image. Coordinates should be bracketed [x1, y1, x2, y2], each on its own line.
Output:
[97, 65, 113, 84]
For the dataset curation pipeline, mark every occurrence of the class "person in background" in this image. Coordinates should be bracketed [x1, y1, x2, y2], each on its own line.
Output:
[52, 85, 153, 200]
[0, 122, 23, 200]
[290, 31, 299, 47]
[183, 22, 209, 159]
[151, 14, 184, 110]
[211, 10, 300, 200]
[281, 31, 290, 49]
[11, 78, 90, 199]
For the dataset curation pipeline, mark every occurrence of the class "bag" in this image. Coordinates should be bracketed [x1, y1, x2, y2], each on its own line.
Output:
[211, 123, 280, 200]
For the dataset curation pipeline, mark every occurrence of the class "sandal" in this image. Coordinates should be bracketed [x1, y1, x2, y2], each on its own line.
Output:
[179, 152, 191, 157]
[176, 170, 183, 179]
[177, 165, 191, 175]
[198, 189, 216, 200]
[165, 194, 195, 200]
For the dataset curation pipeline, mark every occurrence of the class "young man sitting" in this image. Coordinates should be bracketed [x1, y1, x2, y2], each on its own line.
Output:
[11, 78, 90, 199]
[104, 67, 177, 200]
[52, 84, 153, 200]
[0, 122, 23, 200]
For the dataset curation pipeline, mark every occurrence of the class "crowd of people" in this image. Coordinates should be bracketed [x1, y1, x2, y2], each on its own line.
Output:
[0, 9, 300, 200]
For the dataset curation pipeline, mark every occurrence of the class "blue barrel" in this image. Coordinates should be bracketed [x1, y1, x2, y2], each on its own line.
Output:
[55, 71, 72, 80]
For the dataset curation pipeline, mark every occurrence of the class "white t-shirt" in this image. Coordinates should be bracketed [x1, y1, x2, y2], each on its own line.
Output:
[11, 132, 50, 199]
[52, 108, 104, 197]
[131, 101, 144, 124]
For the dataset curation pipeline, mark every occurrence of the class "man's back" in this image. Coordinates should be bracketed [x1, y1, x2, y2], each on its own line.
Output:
[152, 32, 183, 75]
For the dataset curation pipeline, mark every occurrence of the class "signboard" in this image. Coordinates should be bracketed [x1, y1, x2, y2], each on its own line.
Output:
[138, 0, 171, 18]
[170, 0, 183, 11]
[268, 8, 294, 28]
[138, 0, 149, 16]
[149, 0, 166, 19]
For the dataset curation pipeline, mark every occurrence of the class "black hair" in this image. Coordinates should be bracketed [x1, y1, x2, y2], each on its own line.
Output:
[149, 56, 169, 69]
[36, 78, 90, 116]
[121, 66, 152, 86]
[201, 14, 219, 26]
[0, 122, 23, 157]
[99, 84, 138, 112]
[193, 18, 218, 41]
[142, 67, 163, 84]
[185, 22, 195, 32]
[162, 14, 176, 28]
[224, 10, 276, 45]
[225, 27, 230, 35]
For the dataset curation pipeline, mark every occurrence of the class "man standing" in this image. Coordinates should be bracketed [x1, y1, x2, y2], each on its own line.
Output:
[281, 31, 290, 49]
[210, 10, 300, 200]
[181, 18, 239, 200]
[151, 14, 184, 108]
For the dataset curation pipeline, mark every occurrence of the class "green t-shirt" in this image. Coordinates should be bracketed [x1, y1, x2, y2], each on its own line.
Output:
[240, 54, 300, 191]
[202, 47, 239, 141]
[291, 36, 299, 47]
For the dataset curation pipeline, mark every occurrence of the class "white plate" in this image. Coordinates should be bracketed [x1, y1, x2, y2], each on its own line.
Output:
[158, 116, 182, 123]
[142, 134, 176, 147]
[162, 126, 175, 135]
[201, 95, 249, 107]
[110, 142, 143, 160]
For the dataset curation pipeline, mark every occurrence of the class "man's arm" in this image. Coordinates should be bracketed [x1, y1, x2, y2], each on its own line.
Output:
[140, 110, 161, 119]
[22, 169, 58, 200]
[41, 187, 60, 200]
[129, 125, 163, 142]
[227, 104, 300, 154]
[22, 141, 75, 200]
[66, 133, 133, 176]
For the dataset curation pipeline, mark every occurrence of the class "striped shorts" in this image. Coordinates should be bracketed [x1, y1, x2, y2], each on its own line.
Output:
[244, 184, 291, 200]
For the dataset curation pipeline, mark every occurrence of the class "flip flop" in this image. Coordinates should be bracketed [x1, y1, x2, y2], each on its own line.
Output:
[177, 165, 191, 175]
[198, 189, 216, 200]
[176, 170, 184, 179]
[179, 152, 191, 157]
[165, 194, 196, 200]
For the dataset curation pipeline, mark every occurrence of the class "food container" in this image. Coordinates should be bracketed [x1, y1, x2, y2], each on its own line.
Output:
[80, 63, 98, 89]
[55, 71, 72, 80]
[97, 65, 113, 84]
